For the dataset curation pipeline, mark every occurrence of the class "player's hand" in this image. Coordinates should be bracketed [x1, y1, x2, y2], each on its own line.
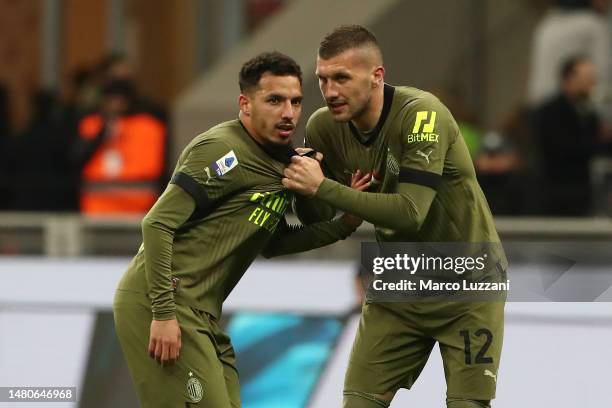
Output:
[282, 156, 325, 196]
[149, 318, 182, 366]
[295, 147, 324, 162]
[351, 169, 371, 191]
[341, 170, 371, 228]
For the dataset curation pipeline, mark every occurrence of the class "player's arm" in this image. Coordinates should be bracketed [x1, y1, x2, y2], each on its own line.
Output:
[293, 194, 337, 224]
[262, 171, 369, 258]
[142, 184, 193, 365]
[312, 181, 436, 231]
[142, 185, 194, 321]
[260, 214, 359, 258]
[144, 139, 234, 319]
[284, 99, 453, 232]
[143, 139, 236, 364]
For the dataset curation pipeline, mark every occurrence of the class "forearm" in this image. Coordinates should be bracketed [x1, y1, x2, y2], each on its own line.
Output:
[262, 216, 357, 258]
[315, 178, 436, 231]
[292, 194, 336, 225]
[142, 185, 195, 320]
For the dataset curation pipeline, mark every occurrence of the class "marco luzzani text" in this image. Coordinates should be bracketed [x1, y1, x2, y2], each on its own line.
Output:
[371, 253, 510, 292]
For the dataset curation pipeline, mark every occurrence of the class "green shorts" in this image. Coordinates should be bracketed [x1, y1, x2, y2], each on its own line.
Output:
[113, 289, 240, 407]
[344, 301, 504, 401]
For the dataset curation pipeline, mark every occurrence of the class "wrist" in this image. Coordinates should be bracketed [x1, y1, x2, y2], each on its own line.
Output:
[314, 177, 332, 198]
[152, 308, 176, 321]
[340, 213, 362, 230]
[312, 176, 325, 196]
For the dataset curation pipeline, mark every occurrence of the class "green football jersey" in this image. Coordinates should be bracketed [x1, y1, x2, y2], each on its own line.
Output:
[303, 85, 503, 249]
[118, 119, 355, 320]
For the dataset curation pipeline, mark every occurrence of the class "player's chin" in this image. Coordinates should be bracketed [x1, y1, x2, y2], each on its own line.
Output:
[329, 110, 351, 123]
[269, 132, 293, 146]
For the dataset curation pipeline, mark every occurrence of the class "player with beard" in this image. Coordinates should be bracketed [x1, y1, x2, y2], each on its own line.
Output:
[114, 51, 368, 407]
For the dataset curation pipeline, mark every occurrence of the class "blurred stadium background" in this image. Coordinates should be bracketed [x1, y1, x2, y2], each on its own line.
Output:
[0, 0, 611, 407]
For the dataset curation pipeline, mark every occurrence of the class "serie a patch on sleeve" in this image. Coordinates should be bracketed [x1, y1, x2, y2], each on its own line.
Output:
[211, 150, 239, 176]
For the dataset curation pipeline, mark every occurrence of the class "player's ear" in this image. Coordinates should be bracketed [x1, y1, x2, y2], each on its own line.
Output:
[239, 94, 251, 115]
[372, 65, 385, 88]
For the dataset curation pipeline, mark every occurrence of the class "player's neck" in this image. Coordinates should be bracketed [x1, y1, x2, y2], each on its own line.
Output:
[239, 114, 264, 145]
[351, 86, 385, 133]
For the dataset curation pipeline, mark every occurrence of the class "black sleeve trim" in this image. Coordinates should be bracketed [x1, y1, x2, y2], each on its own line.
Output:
[170, 172, 211, 211]
[398, 168, 442, 190]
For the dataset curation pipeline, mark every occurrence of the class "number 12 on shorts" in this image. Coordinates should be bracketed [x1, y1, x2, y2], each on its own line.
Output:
[459, 329, 494, 364]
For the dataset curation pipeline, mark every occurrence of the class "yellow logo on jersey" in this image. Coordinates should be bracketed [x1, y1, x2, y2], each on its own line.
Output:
[408, 111, 439, 143]
[413, 111, 436, 133]
[248, 191, 289, 232]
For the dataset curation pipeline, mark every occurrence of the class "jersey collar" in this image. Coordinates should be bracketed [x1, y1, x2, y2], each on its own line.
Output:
[348, 83, 395, 146]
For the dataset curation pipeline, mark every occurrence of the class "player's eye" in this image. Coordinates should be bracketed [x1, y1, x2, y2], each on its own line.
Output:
[335, 75, 349, 83]
[268, 96, 281, 105]
[291, 98, 302, 106]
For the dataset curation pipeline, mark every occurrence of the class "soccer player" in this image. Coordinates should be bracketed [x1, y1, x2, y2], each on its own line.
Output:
[113, 52, 367, 407]
[282, 26, 507, 408]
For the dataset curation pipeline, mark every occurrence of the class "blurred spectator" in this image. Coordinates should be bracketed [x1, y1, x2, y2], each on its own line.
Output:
[12, 90, 76, 211]
[65, 66, 100, 119]
[475, 129, 523, 215]
[98, 53, 167, 123]
[98, 54, 171, 186]
[532, 56, 608, 216]
[72, 80, 166, 215]
[527, 0, 611, 115]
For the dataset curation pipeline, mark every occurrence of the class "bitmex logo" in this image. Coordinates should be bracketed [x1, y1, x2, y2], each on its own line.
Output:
[408, 111, 439, 143]
[413, 111, 436, 133]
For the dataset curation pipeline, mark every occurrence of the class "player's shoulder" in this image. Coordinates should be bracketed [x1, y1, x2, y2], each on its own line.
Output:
[179, 120, 241, 163]
[306, 107, 337, 138]
[394, 86, 449, 115]
[190, 120, 241, 149]
[308, 106, 333, 124]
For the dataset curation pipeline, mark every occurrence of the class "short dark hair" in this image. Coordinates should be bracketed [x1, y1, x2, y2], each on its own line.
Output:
[319, 25, 380, 60]
[239, 52, 302, 92]
[560, 55, 590, 81]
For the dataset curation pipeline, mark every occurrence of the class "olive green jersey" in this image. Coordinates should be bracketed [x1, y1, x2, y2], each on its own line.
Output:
[118, 119, 356, 320]
[303, 85, 502, 249]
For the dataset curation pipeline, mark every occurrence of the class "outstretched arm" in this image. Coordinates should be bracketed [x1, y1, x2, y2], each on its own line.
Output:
[262, 171, 370, 258]
[282, 157, 436, 231]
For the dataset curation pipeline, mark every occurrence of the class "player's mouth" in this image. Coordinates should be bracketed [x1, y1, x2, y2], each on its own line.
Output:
[276, 122, 295, 138]
[328, 100, 348, 114]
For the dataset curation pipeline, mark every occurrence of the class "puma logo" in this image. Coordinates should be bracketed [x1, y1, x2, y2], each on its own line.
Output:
[484, 369, 497, 383]
[416, 149, 433, 164]
[204, 167, 212, 184]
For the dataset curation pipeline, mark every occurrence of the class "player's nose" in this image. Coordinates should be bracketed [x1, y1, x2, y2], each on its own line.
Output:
[324, 84, 339, 100]
[281, 100, 295, 120]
